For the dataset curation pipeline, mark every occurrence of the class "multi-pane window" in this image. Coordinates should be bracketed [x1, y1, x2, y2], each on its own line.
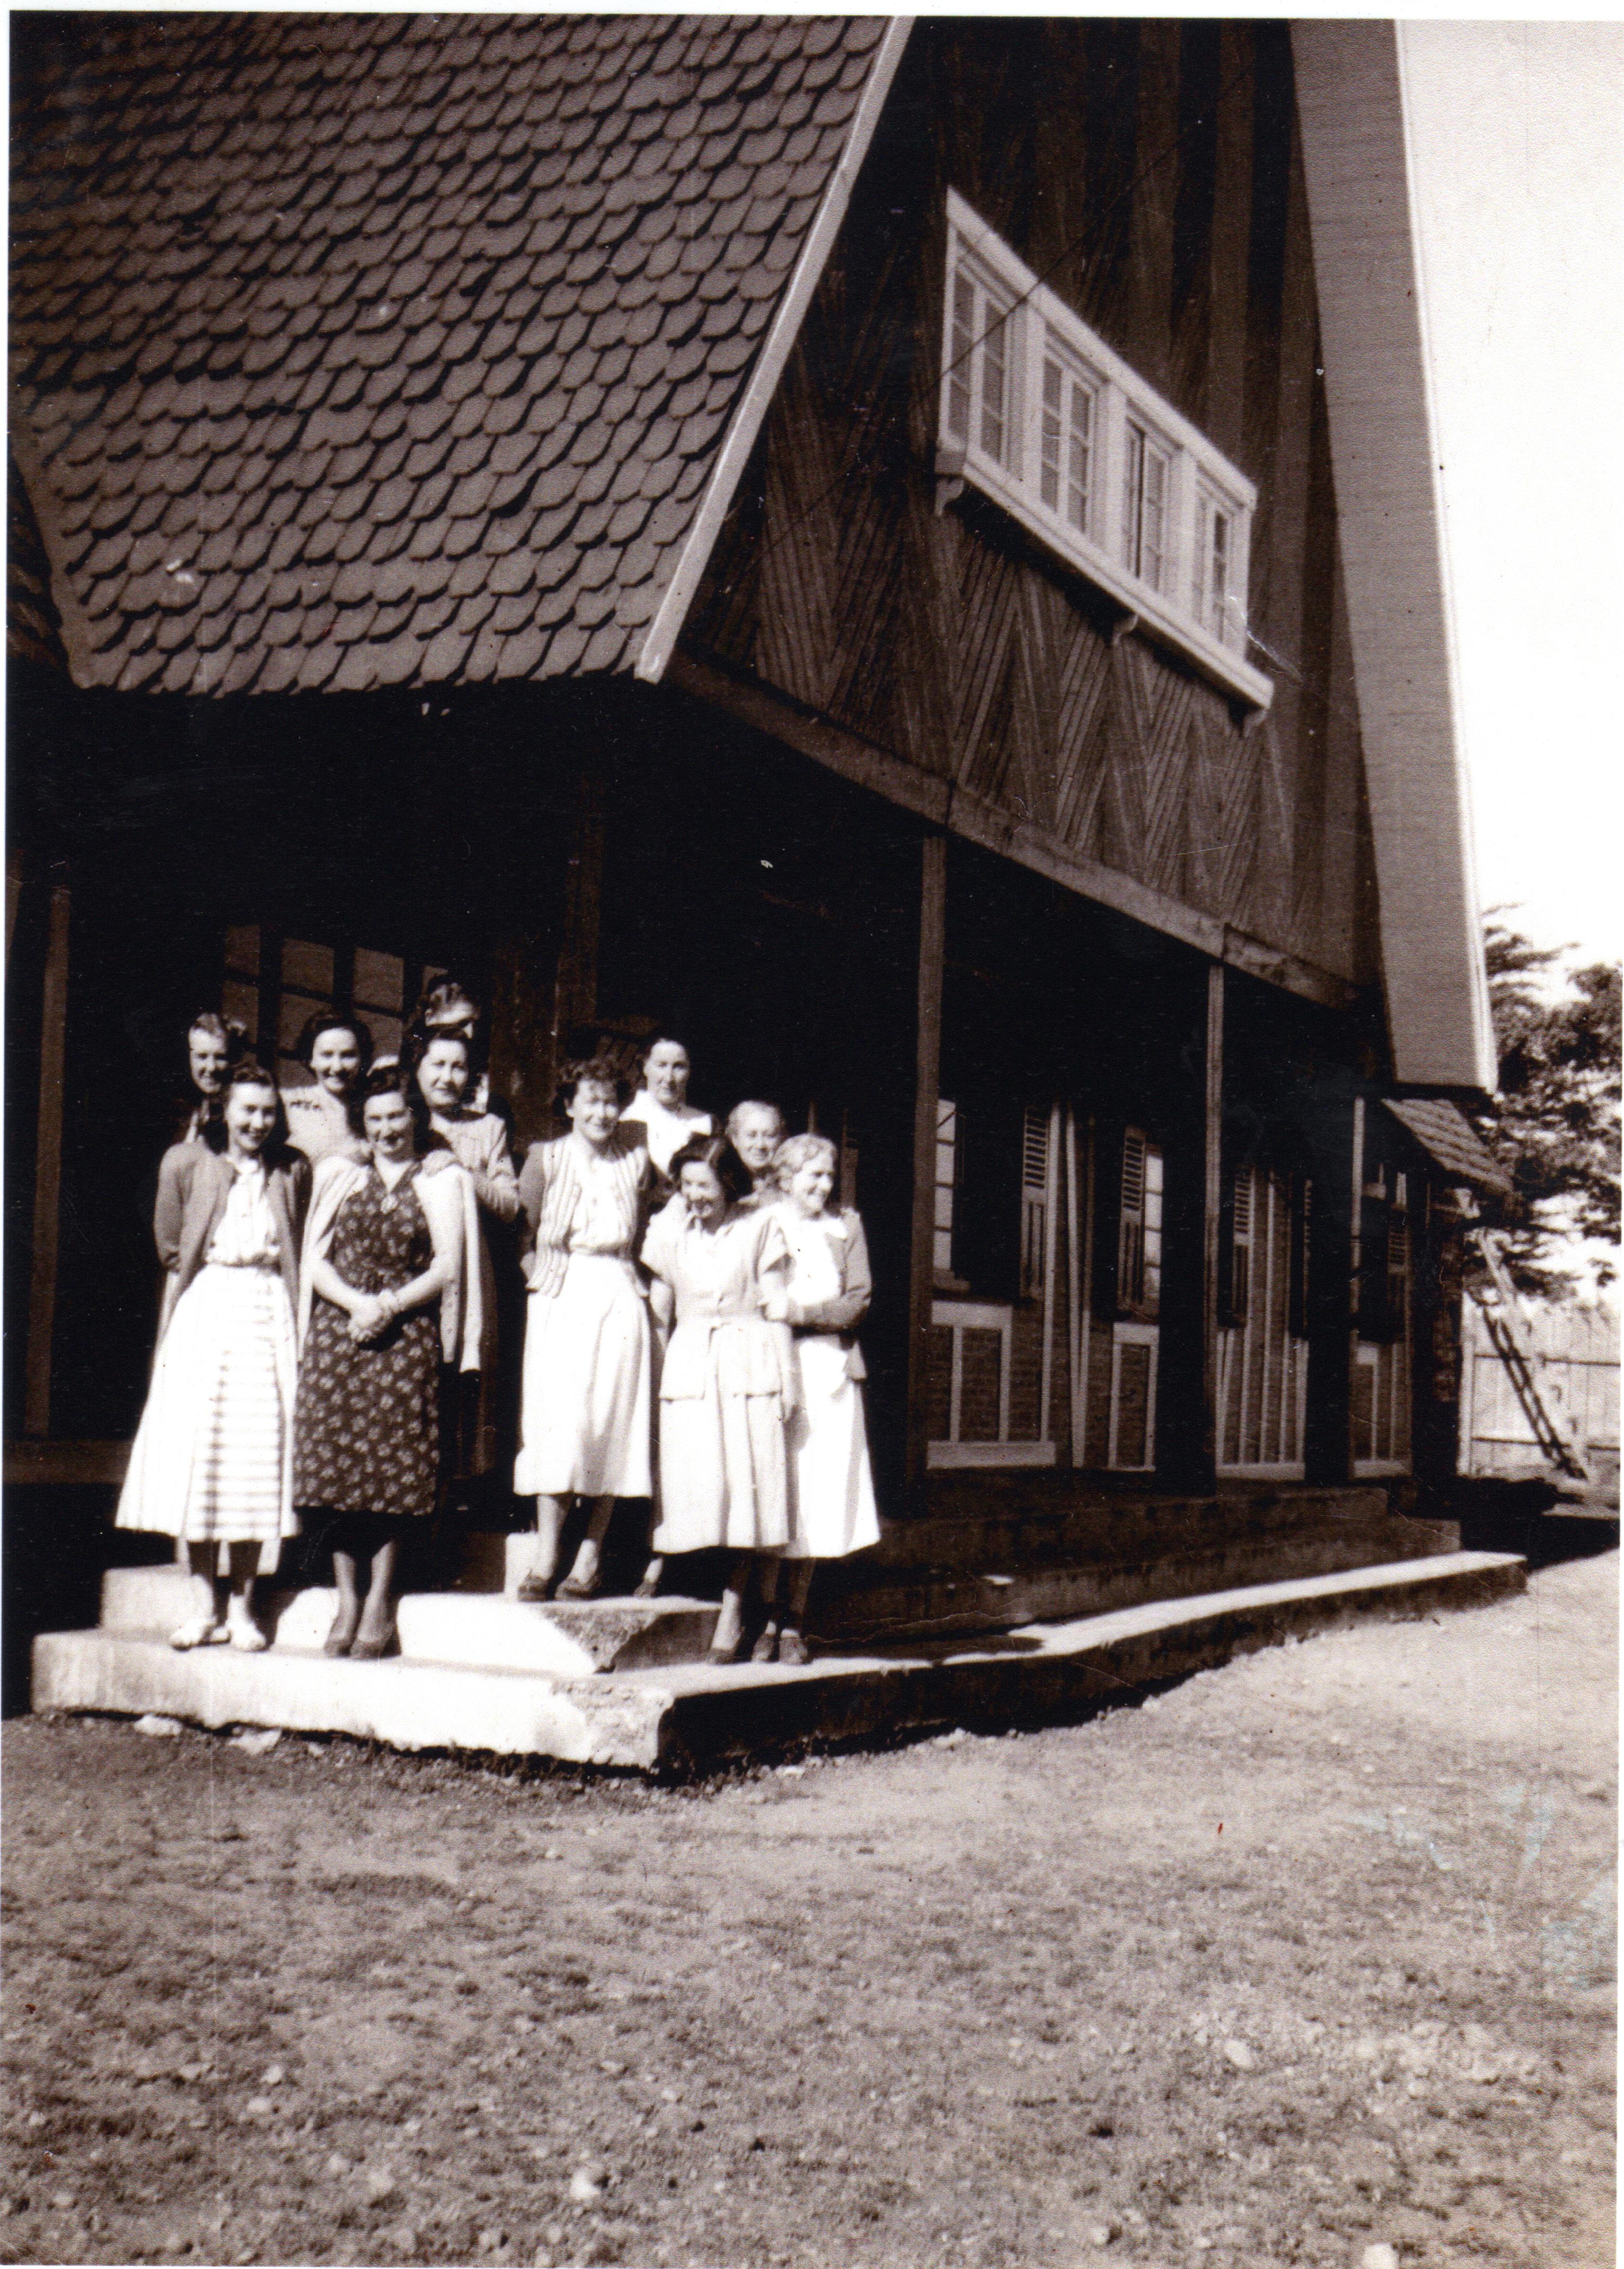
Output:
[1192, 487, 1233, 642]
[946, 265, 1015, 472]
[1039, 350, 1096, 536]
[1120, 420, 1170, 592]
[939, 191, 1268, 710]
[934, 1097, 961, 1278]
[1117, 1127, 1163, 1318]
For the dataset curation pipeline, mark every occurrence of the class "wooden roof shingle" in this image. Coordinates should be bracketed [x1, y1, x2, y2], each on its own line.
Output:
[10, 12, 892, 695]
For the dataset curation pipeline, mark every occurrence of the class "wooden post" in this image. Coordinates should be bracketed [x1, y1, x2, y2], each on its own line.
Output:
[905, 832, 947, 1497]
[1303, 1086, 1360, 1485]
[1199, 961, 1225, 1486]
[24, 882, 70, 1437]
[548, 764, 606, 1104]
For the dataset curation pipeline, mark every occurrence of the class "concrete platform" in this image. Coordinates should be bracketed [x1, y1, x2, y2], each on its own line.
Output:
[96, 1565, 720, 1674]
[33, 1549, 1526, 1776]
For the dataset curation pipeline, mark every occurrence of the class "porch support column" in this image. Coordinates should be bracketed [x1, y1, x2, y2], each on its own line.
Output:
[1304, 1085, 1361, 1485]
[905, 830, 947, 1499]
[1198, 960, 1225, 1487]
[547, 763, 606, 1110]
[24, 880, 70, 1437]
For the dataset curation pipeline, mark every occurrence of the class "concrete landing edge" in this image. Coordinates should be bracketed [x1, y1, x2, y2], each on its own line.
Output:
[31, 1549, 1525, 1776]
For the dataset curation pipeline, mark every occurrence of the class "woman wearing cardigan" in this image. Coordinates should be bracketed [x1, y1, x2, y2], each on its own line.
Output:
[117, 1061, 310, 1650]
[293, 1069, 480, 1657]
[514, 1053, 654, 1601]
[754, 1132, 880, 1663]
[410, 1025, 520, 1486]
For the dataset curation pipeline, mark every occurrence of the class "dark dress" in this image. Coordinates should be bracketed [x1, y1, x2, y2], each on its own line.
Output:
[294, 1164, 442, 1520]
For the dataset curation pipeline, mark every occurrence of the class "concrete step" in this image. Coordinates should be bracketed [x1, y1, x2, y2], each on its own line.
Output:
[100, 1566, 720, 1676]
[810, 1511, 1458, 1646]
[35, 1549, 1526, 1775]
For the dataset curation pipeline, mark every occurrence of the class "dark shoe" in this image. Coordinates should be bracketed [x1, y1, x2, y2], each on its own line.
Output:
[555, 1570, 602, 1602]
[322, 1618, 356, 1658]
[778, 1628, 810, 1667]
[515, 1575, 553, 1604]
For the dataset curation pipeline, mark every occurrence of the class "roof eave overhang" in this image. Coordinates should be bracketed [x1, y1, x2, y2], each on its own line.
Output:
[634, 16, 914, 686]
[1292, 20, 1497, 1100]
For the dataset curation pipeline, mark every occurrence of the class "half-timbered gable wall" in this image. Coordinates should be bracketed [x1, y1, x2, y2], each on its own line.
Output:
[685, 20, 1377, 994]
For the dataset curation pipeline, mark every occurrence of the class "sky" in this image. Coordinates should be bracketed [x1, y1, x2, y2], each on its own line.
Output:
[1399, 21, 1624, 971]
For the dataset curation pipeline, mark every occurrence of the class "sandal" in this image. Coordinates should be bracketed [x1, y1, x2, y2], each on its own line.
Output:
[169, 1616, 227, 1652]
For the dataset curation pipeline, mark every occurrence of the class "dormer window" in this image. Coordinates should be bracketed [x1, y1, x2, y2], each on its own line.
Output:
[939, 191, 1272, 712]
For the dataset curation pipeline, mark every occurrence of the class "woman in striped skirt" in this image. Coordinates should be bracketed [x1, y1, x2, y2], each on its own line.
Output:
[514, 1053, 654, 1600]
[117, 1062, 310, 1650]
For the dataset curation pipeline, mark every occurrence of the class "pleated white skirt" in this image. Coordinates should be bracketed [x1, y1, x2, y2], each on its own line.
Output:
[116, 1263, 298, 1550]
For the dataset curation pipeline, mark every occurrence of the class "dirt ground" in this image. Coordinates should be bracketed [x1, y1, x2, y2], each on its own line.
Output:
[2, 1550, 1615, 2269]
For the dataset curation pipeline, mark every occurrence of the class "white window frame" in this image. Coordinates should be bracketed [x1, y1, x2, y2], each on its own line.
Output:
[939, 191, 1272, 712]
[928, 1299, 1058, 1469]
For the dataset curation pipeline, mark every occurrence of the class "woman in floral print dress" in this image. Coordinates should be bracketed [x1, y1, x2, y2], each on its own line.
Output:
[294, 1069, 478, 1656]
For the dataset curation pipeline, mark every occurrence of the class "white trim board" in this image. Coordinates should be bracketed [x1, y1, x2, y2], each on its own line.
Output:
[636, 19, 916, 685]
[1291, 22, 1495, 1094]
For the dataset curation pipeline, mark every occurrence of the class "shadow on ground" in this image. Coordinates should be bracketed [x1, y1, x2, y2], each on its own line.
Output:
[1448, 1475, 1620, 1569]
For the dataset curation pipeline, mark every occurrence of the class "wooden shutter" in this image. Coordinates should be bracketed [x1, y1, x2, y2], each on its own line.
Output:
[1288, 1173, 1312, 1341]
[1020, 1104, 1050, 1297]
[1222, 1164, 1253, 1326]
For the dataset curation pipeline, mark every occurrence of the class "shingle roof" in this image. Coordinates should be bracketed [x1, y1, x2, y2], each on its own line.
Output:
[10, 13, 892, 696]
[1384, 1098, 1512, 1198]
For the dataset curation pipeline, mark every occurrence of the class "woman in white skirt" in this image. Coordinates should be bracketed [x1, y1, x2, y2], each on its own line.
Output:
[641, 1134, 797, 1663]
[755, 1132, 880, 1664]
[118, 1062, 310, 1650]
[514, 1053, 654, 1601]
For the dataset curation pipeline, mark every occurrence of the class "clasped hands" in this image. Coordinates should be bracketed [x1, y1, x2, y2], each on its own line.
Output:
[346, 1292, 398, 1343]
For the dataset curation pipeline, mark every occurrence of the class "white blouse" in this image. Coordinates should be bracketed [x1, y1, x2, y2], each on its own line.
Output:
[203, 1159, 280, 1267]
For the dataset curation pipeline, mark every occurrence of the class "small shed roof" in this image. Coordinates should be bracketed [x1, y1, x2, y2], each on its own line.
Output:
[1384, 1097, 1511, 1198]
[10, 12, 894, 696]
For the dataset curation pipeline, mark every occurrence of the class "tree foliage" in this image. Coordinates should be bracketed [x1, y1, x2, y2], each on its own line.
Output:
[1480, 919, 1620, 1297]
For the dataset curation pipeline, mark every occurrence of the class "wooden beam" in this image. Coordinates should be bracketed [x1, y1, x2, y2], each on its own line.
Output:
[668, 650, 1359, 1012]
[24, 882, 69, 1437]
[550, 763, 605, 1063]
[906, 833, 947, 1497]
[1199, 961, 1225, 1482]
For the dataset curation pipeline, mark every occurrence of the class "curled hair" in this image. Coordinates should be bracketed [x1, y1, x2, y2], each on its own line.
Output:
[554, 1052, 633, 1119]
[669, 1133, 751, 1208]
[294, 1010, 374, 1076]
[349, 1062, 430, 1151]
[773, 1132, 838, 1191]
[406, 1021, 474, 1097]
[725, 1099, 785, 1145]
[201, 1059, 293, 1163]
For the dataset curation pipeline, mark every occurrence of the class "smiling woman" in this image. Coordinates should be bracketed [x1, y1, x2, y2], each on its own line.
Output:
[116, 1061, 310, 1650]
[293, 1070, 478, 1657]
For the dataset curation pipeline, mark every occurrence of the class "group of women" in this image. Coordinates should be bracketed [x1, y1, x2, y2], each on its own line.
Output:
[116, 995, 878, 1668]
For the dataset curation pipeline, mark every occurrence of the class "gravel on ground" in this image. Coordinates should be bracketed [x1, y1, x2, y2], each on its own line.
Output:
[2, 1550, 1614, 2269]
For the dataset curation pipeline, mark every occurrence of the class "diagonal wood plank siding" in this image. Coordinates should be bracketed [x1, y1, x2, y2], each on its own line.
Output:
[685, 21, 1378, 988]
